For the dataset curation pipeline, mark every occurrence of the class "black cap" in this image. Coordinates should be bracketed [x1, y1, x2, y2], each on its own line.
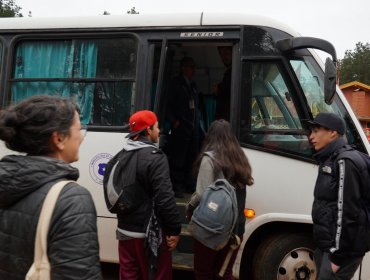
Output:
[307, 112, 346, 135]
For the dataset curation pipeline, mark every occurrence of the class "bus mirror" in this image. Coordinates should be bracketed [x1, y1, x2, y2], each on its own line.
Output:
[324, 57, 336, 105]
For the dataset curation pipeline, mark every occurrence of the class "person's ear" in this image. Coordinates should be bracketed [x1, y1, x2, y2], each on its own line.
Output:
[145, 126, 152, 136]
[329, 130, 338, 139]
[51, 131, 66, 151]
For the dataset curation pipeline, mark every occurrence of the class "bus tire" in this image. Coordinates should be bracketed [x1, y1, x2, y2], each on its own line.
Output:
[252, 232, 316, 280]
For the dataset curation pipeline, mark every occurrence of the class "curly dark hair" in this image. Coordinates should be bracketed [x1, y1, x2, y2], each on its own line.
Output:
[0, 95, 79, 155]
[194, 119, 254, 189]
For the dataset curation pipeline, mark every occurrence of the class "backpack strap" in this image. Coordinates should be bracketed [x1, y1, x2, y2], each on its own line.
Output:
[26, 180, 73, 280]
[203, 151, 225, 179]
[334, 146, 370, 199]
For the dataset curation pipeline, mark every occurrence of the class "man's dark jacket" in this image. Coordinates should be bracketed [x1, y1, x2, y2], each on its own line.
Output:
[166, 75, 197, 131]
[0, 155, 102, 280]
[312, 137, 370, 266]
[115, 138, 181, 237]
[215, 66, 231, 121]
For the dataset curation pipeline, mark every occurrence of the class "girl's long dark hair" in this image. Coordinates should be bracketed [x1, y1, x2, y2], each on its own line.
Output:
[194, 119, 254, 189]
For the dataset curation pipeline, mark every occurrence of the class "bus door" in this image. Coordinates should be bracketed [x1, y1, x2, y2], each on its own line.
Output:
[148, 34, 241, 136]
[145, 32, 240, 268]
[147, 36, 241, 176]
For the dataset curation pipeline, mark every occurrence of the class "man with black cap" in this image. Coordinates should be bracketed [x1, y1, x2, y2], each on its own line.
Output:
[104, 110, 181, 280]
[308, 112, 369, 279]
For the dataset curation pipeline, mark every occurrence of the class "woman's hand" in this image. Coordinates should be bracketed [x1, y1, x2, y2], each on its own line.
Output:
[185, 204, 195, 222]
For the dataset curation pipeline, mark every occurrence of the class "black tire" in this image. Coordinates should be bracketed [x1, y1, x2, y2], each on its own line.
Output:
[252, 233, 316, 280]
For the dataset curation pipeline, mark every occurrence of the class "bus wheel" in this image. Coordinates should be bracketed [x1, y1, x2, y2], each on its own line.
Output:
[252, 233, 316, 280]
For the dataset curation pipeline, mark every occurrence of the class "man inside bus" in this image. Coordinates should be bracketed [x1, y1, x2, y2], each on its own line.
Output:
[308, 112, 369, 279]
[165, 56, 204, 198]
[214, 46, 232, 121]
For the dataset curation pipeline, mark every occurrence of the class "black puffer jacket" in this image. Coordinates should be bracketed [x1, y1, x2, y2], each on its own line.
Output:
[116, 138, 181, 237]
[0, 155, 102, 280]
[311, 137, 369, 266]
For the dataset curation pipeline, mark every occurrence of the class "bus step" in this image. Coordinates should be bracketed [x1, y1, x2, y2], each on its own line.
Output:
[175, 194, 194, 254]
[176, 225, 194, 254]
[172, 251, 194, 271]
[176, 193, 191, 224]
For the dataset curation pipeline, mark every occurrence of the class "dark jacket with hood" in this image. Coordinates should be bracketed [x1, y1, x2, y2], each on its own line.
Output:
[0, 155, 102, 280]
[115, 137, 181, 239]
[311, 137, 369, 266]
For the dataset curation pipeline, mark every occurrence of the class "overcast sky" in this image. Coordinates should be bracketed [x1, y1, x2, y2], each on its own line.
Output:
[16, 0, 370, 60]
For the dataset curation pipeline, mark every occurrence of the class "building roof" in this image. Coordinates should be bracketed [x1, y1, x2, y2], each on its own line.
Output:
[340, 81, 370, 91]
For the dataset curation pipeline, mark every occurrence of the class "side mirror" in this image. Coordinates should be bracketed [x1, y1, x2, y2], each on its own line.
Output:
[324, 58, 337, 105]
[276, 37, 338, 105]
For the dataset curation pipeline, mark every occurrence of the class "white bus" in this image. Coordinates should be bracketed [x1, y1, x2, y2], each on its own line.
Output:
[0, 12, 369, 279]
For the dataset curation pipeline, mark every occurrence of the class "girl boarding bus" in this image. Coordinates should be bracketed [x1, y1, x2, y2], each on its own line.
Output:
[0, 12, 369, 279]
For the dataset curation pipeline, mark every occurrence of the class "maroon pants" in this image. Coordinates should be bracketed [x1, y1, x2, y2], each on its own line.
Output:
[194, 239, 240, 280]
[119, 239, 172, 280]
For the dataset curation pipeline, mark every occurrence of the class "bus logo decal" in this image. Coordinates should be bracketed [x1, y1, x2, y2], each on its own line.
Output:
[89, 153, 113, 185]
[180, 32, 224, 38]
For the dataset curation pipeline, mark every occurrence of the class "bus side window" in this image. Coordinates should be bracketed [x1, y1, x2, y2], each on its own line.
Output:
[11, 37, 138, 126]
[240, 62, 312, 157]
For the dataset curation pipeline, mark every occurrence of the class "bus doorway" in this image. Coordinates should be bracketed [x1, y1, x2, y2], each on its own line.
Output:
[150, 41, 236, 197]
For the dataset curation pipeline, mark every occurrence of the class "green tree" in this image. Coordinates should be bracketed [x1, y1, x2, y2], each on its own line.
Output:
[127, 7, 139, 14]
[340, 42, 370, 85]
[0, 0, 22, 17]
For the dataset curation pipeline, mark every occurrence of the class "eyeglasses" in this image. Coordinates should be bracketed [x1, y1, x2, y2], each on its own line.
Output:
[80, 125, 88, 137]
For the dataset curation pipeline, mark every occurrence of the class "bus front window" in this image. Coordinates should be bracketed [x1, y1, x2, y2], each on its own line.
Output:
[290, 58, 332, 117]
[240, 61, 312, 157]
[290, 57, 366, 152]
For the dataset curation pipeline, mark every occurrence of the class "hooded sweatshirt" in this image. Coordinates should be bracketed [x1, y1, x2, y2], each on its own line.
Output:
[112, 137, 181, 239]
[0, 155, 102, 280]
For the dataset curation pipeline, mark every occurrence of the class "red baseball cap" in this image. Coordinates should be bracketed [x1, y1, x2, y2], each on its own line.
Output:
[126, 110, 158, 139]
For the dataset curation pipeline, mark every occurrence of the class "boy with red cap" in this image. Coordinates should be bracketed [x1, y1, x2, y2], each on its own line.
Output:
[105, 110, 181, 280]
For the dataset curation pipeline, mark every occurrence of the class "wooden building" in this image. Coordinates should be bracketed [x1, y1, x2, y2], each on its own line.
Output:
[340, 81, 370, 141]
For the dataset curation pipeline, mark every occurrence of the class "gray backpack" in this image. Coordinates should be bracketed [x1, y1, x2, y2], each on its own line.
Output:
[190, 178, 238, 250]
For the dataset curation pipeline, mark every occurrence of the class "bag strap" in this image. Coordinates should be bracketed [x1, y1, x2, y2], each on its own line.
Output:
[30, 180, 73, 275]
[204, 151, 225, 179]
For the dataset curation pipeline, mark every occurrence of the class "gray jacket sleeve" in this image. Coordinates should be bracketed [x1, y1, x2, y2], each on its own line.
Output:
[48, 183, 102, 280]
[188, 156, 215, 208]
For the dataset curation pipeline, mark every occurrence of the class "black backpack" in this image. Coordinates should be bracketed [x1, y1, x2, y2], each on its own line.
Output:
[103, 148, 147, 214]
[336, 146, 370, 217]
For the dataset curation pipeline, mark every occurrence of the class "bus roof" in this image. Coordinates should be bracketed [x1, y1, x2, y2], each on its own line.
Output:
[0, 12, 299, 36]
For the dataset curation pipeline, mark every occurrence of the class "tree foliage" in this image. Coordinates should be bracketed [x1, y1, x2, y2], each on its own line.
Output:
[0, 0, 22, 17]
[127, 7, 139, 14]
[340, 42, 370, 85]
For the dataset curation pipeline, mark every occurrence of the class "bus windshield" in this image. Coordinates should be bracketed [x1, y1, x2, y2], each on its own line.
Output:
[290, 56, 366, 152]
[290, 57, 332, 116]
